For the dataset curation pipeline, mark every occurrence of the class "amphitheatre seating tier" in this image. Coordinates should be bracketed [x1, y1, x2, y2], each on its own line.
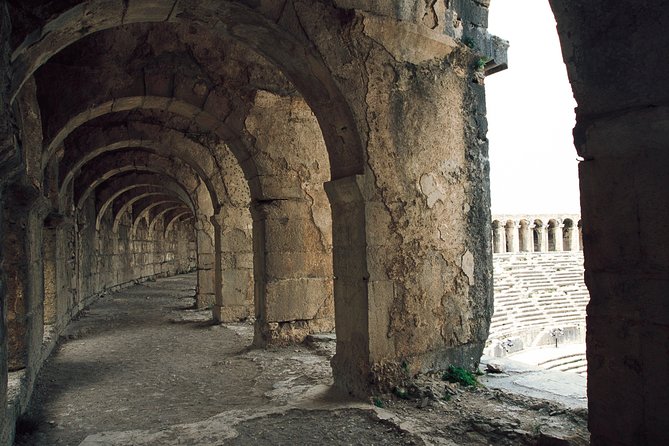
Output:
[488, 252, 589, 346]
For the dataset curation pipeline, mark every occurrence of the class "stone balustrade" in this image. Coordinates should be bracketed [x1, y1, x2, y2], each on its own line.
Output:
[492, 214, 582, 254]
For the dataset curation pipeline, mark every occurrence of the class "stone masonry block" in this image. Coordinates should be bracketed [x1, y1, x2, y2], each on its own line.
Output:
[264, 278, 332, 322]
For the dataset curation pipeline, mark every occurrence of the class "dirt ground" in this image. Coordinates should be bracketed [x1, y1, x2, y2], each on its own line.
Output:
[14, 273, 588, 445]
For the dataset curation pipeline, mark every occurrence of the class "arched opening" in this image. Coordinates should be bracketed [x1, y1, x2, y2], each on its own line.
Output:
[533, 219, 545, 252]
[8, 1, 666, 444]
[484, 0, 588, 422]
[4, 5, 345, 424]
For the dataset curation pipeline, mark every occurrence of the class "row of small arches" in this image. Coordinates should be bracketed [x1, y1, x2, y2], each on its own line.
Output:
[492, 217, 582, 253]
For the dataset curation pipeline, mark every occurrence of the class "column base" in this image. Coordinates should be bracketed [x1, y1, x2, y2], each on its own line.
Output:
[212, 304, 253, 323]
[194, 293, 215, 309]
[253, 317, 335, 346]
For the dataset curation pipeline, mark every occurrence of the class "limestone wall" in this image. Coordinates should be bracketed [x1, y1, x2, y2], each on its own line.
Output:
[79, 195, 196, 304]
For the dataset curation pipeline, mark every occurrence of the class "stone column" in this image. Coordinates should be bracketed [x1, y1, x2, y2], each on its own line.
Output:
[532, 221, 547, 252]
[492, 221, 505, 253]
[504, 220, 518, 253]
[547, 220, 563, 252]
[211, 207, 254, 322]
[549, 1, 669, 440]
[56, 218, 76, 327]
[518, 220, 532, 252]
[562, 219, 577, 251]
[252, 199, 334, 345]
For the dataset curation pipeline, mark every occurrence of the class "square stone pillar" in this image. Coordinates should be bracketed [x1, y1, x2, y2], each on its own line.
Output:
[211, 208, 254, 322]
[580, 107, 669, 445]
[252, 199, 334, 345]
[42, 224, 58, 326]
[326, 171, 493, 397]
[194, 214, 216, 308]
[2, 187, 48, 371]
[324, 175, 374, 396]
[57, 219, 76, 326]
[317, 21, 494, 394]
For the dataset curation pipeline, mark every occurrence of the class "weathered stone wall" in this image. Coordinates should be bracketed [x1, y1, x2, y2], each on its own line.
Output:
[79, 194, 196, 302]
[320, 10, 496, 394]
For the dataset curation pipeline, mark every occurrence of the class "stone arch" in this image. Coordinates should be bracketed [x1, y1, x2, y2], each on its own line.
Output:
[114, 194, 187, 235]
[26, 14, 340, 339]
[95, 183, 194, 232]
[52, 114, 254, 314]
[149, 205, 191, 235]
[72, 152, 208, 211]
[43, 97, 256, 190]
[57, 124, 245, 212]
[72, 157, 215, 307]
[165, 209, 196, 238]
[3, 0, 507, 404]
[43, 89, 331, 328]
[13, 1, 365, 179]
[130, 199, 189, 238]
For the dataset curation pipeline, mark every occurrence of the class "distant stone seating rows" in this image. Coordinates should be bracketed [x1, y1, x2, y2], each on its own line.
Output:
[492, 214, 582, 253]
[539, 352, 588, 376]
[485, 249, 589, 358]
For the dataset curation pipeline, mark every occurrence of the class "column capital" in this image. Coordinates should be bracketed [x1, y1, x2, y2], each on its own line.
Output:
[324, 175, 365, 205]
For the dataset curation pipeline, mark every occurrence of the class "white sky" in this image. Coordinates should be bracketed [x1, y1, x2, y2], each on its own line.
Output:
[486, 0, 581, 215]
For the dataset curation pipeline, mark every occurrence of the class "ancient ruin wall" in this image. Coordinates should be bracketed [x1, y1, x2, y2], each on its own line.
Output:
[77, 194, 196, 303]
